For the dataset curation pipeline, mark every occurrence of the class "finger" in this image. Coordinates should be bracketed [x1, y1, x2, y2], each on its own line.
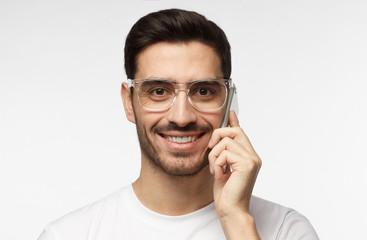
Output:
[208, 138, 262, 176]
[208, 127, 255, 153]
[209, 136, 261, 169]
[213, 150, 239, 180]
[212, 149, 261, 179]
[212, 145, 260, 173]
[229, 110, 240, 128]
[208, 127, 242, 148]
[208, 137, 246, 164]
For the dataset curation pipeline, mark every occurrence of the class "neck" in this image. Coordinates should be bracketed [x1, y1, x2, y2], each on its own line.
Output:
[133, 163, 214, 216]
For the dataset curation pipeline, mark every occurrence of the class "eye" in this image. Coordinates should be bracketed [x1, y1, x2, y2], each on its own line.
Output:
[197, 88, 212, 96]
[191, 82, 217, 97]
[140, 80, 174, 97]
[151, 88, 166, 96]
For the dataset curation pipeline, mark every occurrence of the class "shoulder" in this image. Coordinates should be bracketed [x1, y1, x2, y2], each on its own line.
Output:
[38, 186, 131, 240]
[250, 196, 319, 240]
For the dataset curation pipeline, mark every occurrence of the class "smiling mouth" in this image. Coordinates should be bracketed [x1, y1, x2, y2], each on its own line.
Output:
[160, 133, 205, 144]
[165, 136, 196, 143]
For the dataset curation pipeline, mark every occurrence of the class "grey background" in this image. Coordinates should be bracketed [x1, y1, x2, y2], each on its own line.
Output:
[1, 0, 366, 239]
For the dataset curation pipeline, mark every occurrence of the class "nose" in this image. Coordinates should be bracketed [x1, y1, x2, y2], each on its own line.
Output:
[166, 90, 197, 127]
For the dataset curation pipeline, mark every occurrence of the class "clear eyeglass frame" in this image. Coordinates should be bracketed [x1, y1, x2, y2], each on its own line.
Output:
[127, 78, 233, 112]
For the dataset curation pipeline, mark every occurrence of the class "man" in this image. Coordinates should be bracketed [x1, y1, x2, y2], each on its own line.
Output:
[39, 9, 318, 239]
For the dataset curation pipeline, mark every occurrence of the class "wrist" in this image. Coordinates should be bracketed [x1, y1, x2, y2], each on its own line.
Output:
[220, 210, 254, 226]
[220, 211, 260, 240]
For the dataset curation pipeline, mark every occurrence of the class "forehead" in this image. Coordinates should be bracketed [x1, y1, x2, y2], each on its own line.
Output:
[135, 41, 222, 81]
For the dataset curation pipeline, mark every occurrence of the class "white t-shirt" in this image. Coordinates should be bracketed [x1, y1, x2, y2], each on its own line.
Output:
[38, 185, 319, 240]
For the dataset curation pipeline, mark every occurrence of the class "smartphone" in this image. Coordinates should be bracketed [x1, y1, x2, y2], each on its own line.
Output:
[220, 83, 237, 173]
[220, 83, 237, 128]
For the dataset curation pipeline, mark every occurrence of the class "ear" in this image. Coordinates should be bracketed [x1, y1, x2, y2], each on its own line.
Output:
[121, 82, 136, 124]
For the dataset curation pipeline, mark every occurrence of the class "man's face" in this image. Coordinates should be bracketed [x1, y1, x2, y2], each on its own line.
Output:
[129, 41, 224, 177]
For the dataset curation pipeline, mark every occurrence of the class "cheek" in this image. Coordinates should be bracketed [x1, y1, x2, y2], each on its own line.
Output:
[200, 111, 224, 129]
[135, 110, 166, 132]
[132, 94, 158, 128]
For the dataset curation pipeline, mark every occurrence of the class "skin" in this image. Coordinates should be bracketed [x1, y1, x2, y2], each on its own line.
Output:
[121, 41, 262, 239]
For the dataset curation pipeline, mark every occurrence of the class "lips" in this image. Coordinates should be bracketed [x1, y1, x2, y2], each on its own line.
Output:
[154, 123, 211, 151]
[158, 132, 206, 150]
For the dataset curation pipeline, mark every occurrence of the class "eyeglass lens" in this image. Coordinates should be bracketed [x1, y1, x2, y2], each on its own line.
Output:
[138, 80, 227, 111]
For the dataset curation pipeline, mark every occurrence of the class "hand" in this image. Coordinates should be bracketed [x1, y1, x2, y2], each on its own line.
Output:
[208, 111, 262, 219]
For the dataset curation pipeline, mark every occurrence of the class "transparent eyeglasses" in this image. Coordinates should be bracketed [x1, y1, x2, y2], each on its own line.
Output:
[127, 78, 233, 112]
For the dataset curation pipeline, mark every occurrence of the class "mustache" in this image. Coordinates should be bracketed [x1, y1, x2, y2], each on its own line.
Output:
[153, 122, 212, 133]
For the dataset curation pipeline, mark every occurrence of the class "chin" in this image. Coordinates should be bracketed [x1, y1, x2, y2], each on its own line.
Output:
[150, 150, 210, 177]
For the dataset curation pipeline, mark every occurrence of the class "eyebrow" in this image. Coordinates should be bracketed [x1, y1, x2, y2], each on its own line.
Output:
[145, 76, 176, 82]
[142, 77, 225, 83]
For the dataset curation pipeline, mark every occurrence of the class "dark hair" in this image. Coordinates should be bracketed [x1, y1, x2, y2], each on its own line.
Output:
[124, 9, 231, 79]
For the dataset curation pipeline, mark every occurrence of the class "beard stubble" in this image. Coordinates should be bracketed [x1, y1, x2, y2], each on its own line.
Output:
[135, 119, 212, 177]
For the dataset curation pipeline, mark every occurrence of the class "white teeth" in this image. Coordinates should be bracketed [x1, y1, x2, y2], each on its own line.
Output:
[166, 136, 196, 143]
